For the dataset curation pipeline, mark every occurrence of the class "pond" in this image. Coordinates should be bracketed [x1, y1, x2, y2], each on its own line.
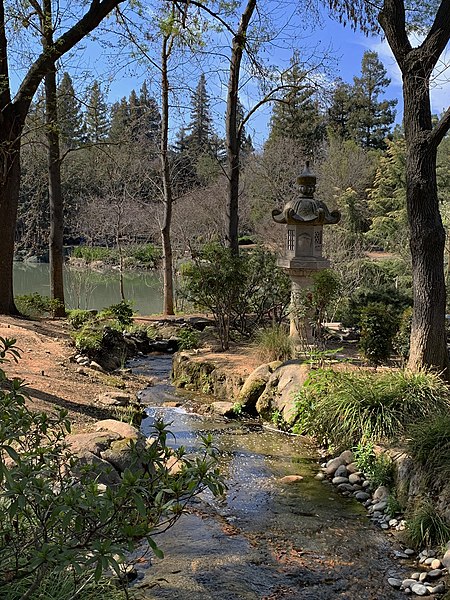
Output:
[13, 262, 163, 314]
[130, 355, 407, 600]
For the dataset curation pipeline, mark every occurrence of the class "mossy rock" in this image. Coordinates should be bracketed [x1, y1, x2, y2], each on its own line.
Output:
[238, 362, 282, 413]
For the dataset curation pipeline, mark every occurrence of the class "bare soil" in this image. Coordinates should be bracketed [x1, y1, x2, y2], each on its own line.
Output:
[0, 316, 146, 432]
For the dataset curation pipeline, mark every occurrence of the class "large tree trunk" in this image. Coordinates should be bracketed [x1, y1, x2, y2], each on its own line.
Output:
[160, 34, 174, 316]
[45, 67, 66, 316]
[403, 74, 450, 375]
[0, 114, 23, 315]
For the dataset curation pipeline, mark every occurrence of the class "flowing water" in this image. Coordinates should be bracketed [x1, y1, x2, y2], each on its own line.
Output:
[130, 356, 408, 600]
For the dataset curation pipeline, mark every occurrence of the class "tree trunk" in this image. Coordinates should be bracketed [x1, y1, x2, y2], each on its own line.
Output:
[225, 0, 256, 255]
[45, 67, 66, 316]
[160, 35, 174, 316]
[403, 73, 450, 375]
[0, 113, 22, 315]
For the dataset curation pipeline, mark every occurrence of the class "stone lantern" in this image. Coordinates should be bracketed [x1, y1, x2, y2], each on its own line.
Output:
[272, 162, 340, 342]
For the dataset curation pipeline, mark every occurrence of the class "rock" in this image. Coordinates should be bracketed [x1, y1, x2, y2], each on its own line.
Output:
[411, 573, 421, 581]
[394, 551, 409, 559]
[66, 431, 122, 456]
[337, 483, 355, 493]
[389, 519, 399, 527]
[314, 472, 325, 481]
[280, 475, 304, 483]
[355, 491, 371, 501]
[332, 476, 349, 485]
[89, 360, 105, 373]
[429, 583, 445, 595]
[441, 549, 450, 569]
[348, 473, 361, 484]
[211, 401, 235, 417]
[339, 450, 354, 464]
[410, 583, 429, 595]
[373, 485, 389, 501]
[256, 362, 310, 423]
[404, 549, 416, 556]
[362, 480, 371, 488]
[101, 438, 141, 472]
[402, 579, 419, 589]
[97, 391, 132, 407]
[334, 464, 348, 478]
[426, 569, 442, 579]
[388, 578, 402, 588]
[74, 451, 121, 486]
[372, 500, 388, 512]
[76, 367, 87, 375]
[424, 558, 435, 565]
[325, 457, 345, 476]
[166, 454, 182, 475]
[419, 573, 428, 582]
[237, 363, 279, 412]
[94, 419, 141, 440]
[430, 559, 442, 569]
[347, 462, 359, 474]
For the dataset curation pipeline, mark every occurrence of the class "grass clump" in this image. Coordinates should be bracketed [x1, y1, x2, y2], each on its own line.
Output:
[15, 293, 64, 318]
[292, 368, 450, 450]
[407, 412, 450, 481]
[254, 324, 292, 363]
[406, 501, 450, 549]
[178, 326, 200, 350]
[353, 442, 394, 487]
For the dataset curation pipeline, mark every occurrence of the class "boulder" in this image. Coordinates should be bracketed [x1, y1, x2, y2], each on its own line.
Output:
[66, 431, 122, 456]
[97, 391, 133, 407]
[73, 450, 121, 486]
[94, 419, 141, 440]
[211, 401, 235, 417]
[256, 361, 310, 423]
[101, 438, 142, 473]
[237, 362, 281, 412]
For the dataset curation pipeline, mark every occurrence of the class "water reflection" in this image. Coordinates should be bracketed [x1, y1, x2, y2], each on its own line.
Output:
[13, 262, 162, 314]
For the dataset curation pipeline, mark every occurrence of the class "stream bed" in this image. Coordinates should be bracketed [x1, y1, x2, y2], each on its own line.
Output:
[130, 355, 407, 599]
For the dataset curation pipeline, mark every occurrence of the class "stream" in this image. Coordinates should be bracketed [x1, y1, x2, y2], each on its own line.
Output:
[130, 355, 407, 600]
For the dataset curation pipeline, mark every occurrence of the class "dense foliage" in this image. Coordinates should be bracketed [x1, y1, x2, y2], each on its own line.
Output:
[0, 338, 223, 598]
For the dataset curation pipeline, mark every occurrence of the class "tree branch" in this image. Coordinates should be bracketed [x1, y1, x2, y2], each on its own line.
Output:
[378, 0, 411, 70]
[429, 106, 450, 149]
[421, 0, 450, 72]
[15, 0, 123, 116]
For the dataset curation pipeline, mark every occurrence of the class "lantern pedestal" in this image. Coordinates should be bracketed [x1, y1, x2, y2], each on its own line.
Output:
[272, 162, 340, 345]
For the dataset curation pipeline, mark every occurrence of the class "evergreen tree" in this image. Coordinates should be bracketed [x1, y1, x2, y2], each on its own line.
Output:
[327, 80, 354, 140]
[350, 51, 397, 150]
[109, 97, 130, 142]
[57, 72, 83, 149]
[185, 73, 215, 159]
[267, 53, 325, 157]
[84, 80, 109, 142]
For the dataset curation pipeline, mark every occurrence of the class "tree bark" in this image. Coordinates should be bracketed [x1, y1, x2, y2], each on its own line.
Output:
[402, 74, 449, 374]
[160, 34, 175, 316]
[225, 0, 256, 255]
[0, 0, 123, 316]
[45, 67, 66, 316]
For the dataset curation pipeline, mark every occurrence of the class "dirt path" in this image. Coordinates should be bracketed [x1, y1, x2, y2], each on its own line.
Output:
[0, 317, 144, 431]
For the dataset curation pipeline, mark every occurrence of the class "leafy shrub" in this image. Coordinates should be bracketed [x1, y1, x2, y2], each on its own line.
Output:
[292, 368, 450, 449]
[0, 337, 224, 598]
[254, 324, 292, 362]
[353, 442, 393, 487]
[15, 293, 64, 318]
[406, 502, 450, 548]
[72, 325, 103, 353]
[99, 300, 134, 327]
[338, 285, 411, 329]
[67, 308, 94, 329]
[178, 326, 200, 350]
[407, 413, 450, 481]
[393, 306, 413, 361]
[359, 302, 399, 365]
[72, 245, 114, 262]
[180, 244, 290, 349]
[128, 244, 161, 268]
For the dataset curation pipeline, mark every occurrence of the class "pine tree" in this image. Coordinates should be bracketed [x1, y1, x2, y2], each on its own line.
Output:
[267, 54, 325, 157]
[57, 72, 83, 149]
[327, 80, 354, 141]
[185, 74, 214, 159]
[84, 80, 109, 142]
[350, 51, 397, 150]
[109, 97, 130, 142]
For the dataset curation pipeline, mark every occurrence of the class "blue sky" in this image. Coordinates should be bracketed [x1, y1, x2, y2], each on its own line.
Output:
[59, 3, 450, 148]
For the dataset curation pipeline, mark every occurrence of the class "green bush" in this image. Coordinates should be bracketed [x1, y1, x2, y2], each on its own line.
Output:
[72, 245, 114, 263]
[15, 293, 64, 318]
[0, 337, 224, 599]
[180, 244, 290, 349]
[353, 442, 393, 487]
[393, 306, 413, 361]
[67, 308, 94, 329]
[178, 326, 200, 351]
[72, 324, 103, 353]
[254, 324, 292, 363]
[128, 243, 161, 268]
[406, 502, 450, 549]
[359, 302, 399, 365]
[99, 300, 134, 327]
[291, 368, 450, 449]
[407, 412, 450, 481]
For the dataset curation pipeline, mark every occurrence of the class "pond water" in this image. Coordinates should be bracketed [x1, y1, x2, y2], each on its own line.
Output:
[130, 356, 408, 600]
[13, 263, 163, 314]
